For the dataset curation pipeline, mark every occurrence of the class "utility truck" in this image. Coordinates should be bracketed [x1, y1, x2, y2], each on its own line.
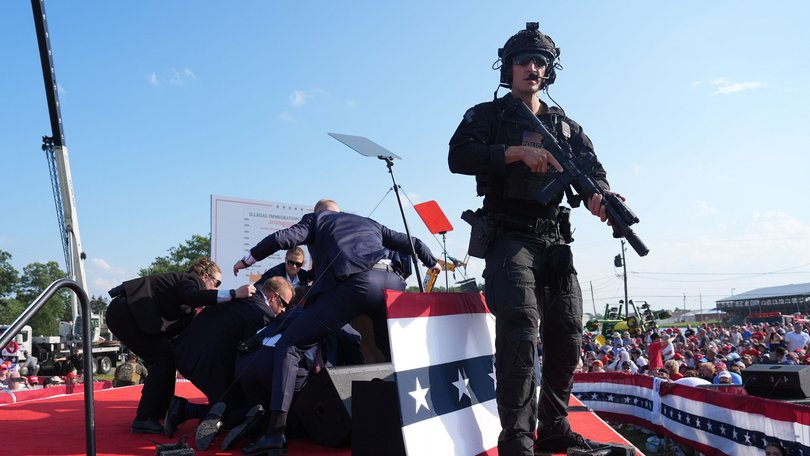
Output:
[1, 318, 123, 375]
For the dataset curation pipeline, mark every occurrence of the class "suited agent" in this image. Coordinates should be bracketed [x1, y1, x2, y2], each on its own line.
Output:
[255, 246, 311, 288]
[105, 257, 255, 434]
[232, 199, 441, 455]
[165, 276, 294, 450]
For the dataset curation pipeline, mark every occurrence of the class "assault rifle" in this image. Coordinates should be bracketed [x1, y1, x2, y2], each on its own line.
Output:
[513, 99, 649, 256]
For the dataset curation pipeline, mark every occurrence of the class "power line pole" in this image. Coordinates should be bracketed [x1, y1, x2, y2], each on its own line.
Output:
[614, 240, 628, 317]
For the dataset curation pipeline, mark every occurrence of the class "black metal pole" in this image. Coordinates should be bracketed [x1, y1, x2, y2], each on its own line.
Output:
[382, 157, 424, 292]
[621, 240, 628, 318]
[441, 232, 448, 290]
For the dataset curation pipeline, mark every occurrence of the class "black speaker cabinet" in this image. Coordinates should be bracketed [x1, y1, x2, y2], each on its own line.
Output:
[741, 363, 810, 399]
[292, 363, 394, 447]
[351, 379, 406, 456]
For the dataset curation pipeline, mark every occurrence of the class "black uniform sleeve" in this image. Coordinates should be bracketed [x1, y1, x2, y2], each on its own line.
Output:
[448, 103, 508, 176]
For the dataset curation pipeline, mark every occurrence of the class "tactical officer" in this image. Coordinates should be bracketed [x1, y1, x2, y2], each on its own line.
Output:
[449, 23, 613, 455]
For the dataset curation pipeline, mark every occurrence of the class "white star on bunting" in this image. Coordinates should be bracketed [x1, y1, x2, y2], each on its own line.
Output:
[409, 377, 430, 413]
[452, 370, 471, 401]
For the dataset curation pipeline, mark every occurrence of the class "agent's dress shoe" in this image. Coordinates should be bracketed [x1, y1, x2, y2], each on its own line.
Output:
[131, 417, 162, 434]
[196, 402, 226, 450]
[241, 431, 287, 456]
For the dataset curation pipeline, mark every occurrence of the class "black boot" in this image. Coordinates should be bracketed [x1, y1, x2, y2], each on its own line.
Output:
[535, 418, 619, 454]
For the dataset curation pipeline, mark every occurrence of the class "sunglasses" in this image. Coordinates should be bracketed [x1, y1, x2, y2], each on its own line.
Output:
[207, 275, 221, 288]
[513, 53, 549, 68]
[286, 260, 303, 268]
[275, 293, 289, 308]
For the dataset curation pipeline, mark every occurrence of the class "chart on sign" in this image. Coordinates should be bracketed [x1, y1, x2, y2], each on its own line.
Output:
[211, 195, 313, 290]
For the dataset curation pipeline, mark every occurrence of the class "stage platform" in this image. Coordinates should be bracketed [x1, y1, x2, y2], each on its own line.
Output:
[0, 380, 640, 455]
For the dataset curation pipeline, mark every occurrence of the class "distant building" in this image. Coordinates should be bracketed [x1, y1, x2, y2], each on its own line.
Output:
[678, 309, 727, 323]
[716, 283, 810, 318]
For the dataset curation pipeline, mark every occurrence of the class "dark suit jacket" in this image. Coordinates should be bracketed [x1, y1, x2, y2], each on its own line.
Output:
[255, 262, 311, 287]
[249, 211, 437, 296]
[119, 272, 216, 336]
[172, 292, 275, 399]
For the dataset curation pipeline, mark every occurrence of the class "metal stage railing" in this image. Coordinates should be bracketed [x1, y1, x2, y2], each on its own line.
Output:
[0, 278, 96, 456]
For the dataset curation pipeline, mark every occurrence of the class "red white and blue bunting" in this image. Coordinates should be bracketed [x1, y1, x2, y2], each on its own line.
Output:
[573, 372, 810, 456]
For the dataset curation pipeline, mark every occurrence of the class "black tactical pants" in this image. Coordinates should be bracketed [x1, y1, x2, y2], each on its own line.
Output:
[483, 230, 583, 456]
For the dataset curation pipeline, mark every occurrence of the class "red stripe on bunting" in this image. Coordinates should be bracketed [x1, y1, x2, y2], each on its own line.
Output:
[661, 381, 810, 425]
[576, 372, 810, 424]
[385, 290, 490, 319]
[596, 411, 724, 456]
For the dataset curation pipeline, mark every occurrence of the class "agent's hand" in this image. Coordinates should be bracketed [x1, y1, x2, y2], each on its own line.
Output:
[506, 145, 563, 174]
[234, 284, 256, 299]
[428, 263, 443, 275]
[233, 259, 247, 276]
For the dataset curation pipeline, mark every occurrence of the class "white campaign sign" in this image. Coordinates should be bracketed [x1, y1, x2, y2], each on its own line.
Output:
[210, 195, 312, 290]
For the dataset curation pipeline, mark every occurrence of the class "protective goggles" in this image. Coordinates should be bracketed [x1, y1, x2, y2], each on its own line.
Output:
[512, 52, 549, 68]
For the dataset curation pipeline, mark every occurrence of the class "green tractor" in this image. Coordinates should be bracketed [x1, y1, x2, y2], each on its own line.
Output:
[585, 300, 672, 341]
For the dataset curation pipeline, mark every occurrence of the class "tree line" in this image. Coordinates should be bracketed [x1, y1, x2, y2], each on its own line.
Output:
[0, 235, 210, 336]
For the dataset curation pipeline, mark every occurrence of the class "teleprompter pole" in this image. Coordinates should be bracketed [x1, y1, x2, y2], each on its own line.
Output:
[382, 157, 425, 292]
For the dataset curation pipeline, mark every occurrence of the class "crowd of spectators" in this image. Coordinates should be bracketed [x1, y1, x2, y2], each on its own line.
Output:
[1, 340, 85, 392]
[578, 318, 810, 387]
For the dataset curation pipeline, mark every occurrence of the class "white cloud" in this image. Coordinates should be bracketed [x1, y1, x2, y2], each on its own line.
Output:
[290, 90, 309, 107]
[346, 99, 359, 108]
[148, 68, 196, 87]
[57, 83, 67, 95]
[278, 111, 295, 122]
[710, 77, 766, 95]
[169, 67, 197, 86]
[695, 200, 718, 216]
[85, 257, 130, 299]
[289, 88, 331, 107]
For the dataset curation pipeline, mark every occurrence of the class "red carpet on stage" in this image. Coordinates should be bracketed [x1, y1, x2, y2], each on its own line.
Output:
[0, 381, 638, 455]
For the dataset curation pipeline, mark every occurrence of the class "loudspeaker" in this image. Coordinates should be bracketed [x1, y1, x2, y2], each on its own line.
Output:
[351, 379, 405, 456]
[292, 363, 394, 447]
[741, 363, 810, 399]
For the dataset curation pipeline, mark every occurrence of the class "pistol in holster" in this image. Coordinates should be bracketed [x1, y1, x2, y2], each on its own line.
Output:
[461, 209, 495, 259]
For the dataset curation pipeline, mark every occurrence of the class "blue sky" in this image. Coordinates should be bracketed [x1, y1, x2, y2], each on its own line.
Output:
[2, 1, 809, 312]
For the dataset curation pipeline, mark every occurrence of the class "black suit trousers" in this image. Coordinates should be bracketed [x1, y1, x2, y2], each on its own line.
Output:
[269, 269, 404, 413]
[106, 296, 176, 420]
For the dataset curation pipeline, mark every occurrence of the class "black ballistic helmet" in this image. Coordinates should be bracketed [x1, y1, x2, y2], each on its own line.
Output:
[497, 22, 560, 88]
